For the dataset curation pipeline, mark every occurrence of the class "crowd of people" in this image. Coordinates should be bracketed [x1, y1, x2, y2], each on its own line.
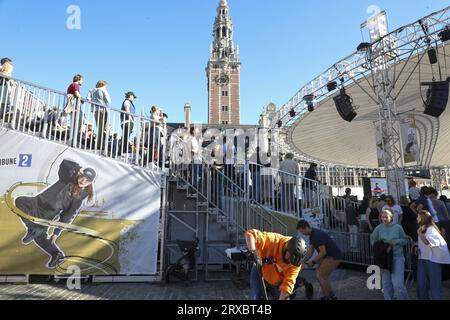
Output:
[172, 134, 322, 214]
[340, 181, 450, 300]
[0, 59, 168, 165]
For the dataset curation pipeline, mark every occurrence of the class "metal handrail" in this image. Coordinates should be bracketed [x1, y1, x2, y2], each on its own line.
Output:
[0, 75, 166, 171]
[0, 75, 162, 124]
[169, 134, 289, 236]
[249, 200, 288, 235]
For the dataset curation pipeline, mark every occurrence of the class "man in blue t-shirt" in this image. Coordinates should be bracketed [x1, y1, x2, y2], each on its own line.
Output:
[297, 220, 342, 300]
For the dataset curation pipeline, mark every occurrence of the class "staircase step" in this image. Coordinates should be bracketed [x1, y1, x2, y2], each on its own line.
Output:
[208, 208, 219, 216]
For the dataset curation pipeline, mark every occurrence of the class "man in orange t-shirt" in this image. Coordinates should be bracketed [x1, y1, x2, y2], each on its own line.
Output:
[245, 229, 307, 300]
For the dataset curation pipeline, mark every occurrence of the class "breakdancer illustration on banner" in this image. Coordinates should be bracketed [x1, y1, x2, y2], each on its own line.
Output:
[14, 159, 97, 269]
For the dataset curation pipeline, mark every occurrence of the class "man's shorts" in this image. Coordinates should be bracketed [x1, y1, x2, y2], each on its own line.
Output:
[316, 257, 341, 279]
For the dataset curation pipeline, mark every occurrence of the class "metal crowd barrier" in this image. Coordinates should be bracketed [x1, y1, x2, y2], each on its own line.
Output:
[0, 75, 166, 171]
[319, 195, 362, 233]
[247, 162, 321, 218]
[328, 230, 415, 277]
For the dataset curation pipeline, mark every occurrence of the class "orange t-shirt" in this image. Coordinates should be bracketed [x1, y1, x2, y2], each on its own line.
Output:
[246, 229, 301, 295]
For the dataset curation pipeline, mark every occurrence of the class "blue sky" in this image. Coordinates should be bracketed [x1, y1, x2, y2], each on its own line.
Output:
[1, 0, 449, 124]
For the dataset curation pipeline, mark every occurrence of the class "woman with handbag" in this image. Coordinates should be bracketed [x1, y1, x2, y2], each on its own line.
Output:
[371, 209, 409, 300]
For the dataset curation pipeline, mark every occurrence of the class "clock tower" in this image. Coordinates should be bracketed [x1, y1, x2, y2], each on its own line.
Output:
[206, 0, 241, 125]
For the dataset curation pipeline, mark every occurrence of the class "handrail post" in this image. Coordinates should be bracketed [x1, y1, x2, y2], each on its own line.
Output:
[41, 90, 52, 139]
[10, 82, 21, 130]
[245, 158, 250, 230]
[70, 99, 81, 148]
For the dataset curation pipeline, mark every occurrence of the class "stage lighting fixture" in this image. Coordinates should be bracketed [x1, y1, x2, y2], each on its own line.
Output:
[333, 88, 357, 122]
[289, 108, 297, 118]
[327, 81, 338, 92]
[422, 79, 450, 118]
[428, 48, 438, 65]
[439, 27, 450, 42]
[303, 94, 315, 112]
[357, 42, 371, 52]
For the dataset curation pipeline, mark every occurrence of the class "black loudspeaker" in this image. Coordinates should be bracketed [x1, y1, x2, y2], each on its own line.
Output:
[428, 48, 438, 65]
[439, 28, 450, 42]
[423, 80, 449, 118]
[333, 91, 357, 122]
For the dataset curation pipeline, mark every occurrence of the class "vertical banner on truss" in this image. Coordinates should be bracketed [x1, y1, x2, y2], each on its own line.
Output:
[400, 114, 419, 165]
[374, 124, 386, 168]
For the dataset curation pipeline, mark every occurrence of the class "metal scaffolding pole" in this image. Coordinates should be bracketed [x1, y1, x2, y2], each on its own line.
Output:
[365, 11, 407, 201]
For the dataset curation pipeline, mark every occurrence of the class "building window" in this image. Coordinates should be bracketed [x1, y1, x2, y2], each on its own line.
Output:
[222, 106, 229, 112]
[222, 91, 228, 97]
[222, 121, 229, 125]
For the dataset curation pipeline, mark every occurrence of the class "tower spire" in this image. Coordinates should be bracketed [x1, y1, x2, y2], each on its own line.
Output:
[206, 0, 241, 125]
[211, 0, 237, 61]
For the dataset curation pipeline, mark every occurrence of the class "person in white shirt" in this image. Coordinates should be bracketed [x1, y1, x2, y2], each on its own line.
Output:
[87, 80, 112, 151]
[188, 127, 202, 191]
[383, 195, 403, 225]
[417, 210, 450, 300]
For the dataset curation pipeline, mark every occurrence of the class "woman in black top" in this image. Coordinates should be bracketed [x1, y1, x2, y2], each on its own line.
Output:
[400, 196, 418, 242]
[366, 197, 380, 233]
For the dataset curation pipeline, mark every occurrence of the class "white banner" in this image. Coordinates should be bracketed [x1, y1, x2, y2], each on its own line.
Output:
[374, 124, 386, 168]
[0, 129, 161, 275]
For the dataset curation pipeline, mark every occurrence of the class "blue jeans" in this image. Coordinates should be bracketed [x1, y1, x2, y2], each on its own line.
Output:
[417, 259, 443, 300]
[381, 255, 409, 300]
[249, 266, 280, 300]
[191, 163, 202, 190]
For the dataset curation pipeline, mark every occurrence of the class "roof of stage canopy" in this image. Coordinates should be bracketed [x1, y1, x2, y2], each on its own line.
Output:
[276, 6, 450, 169]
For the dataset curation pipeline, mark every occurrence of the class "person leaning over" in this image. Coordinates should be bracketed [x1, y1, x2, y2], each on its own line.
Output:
[297, 220, 342, 300]
[245, 229, 307, 300]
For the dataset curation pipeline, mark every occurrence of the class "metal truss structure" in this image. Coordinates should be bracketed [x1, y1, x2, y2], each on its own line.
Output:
[274, 6, 450, 176]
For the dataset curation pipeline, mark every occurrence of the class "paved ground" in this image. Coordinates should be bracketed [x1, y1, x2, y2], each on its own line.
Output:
[0, 269, 449, 300]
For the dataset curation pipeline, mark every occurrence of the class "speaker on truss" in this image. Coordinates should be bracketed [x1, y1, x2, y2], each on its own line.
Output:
[422, 79, 450, 118]
[333, 89, 358, 122]
[439, 27, 450, 43]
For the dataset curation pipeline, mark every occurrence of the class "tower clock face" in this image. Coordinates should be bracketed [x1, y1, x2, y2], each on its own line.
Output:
[215, 73, 230, 85]
[220, 38, 227, 47]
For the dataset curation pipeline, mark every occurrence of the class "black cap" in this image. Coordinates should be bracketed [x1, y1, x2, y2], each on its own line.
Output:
[125, 91, 137, 99]
[1, 57, 12, 65]
[82, 168, 97, 182]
